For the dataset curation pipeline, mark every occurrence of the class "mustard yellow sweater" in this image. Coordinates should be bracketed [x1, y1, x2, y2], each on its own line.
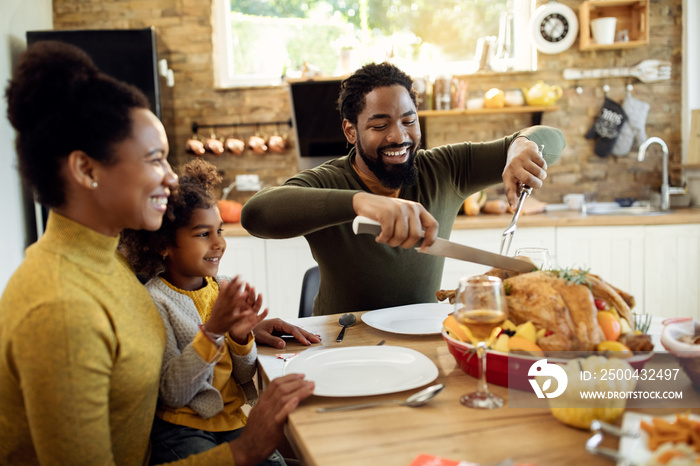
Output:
[0, 212, 233, 465]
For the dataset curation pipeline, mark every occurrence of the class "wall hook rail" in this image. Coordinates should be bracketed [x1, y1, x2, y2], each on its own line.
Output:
[192, 119, 292, 134]
[562, 60, 671, 84]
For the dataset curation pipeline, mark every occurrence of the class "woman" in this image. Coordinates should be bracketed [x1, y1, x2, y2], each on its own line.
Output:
[0, 41, 313, 465]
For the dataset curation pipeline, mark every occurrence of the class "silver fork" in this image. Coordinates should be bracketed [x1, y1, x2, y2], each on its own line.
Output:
[499, 144, 544, 256]
[585, 420, 639, 465]
[499, 185, 532, 256]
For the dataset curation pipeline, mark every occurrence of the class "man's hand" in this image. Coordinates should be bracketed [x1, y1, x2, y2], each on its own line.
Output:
[229, 374, 314, 466]
[254, 318, 322, 349]
[502, 137, 548, 209]
[352, 192, 439, 251]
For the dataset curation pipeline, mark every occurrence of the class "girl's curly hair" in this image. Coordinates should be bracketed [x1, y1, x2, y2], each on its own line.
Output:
[120, 158, 222, 280]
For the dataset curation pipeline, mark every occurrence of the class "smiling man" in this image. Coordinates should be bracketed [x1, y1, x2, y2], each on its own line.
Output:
[242, 62, 566, 316]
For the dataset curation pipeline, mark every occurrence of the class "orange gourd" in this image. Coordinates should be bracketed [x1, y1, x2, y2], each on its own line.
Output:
[218, 200, 243, 223]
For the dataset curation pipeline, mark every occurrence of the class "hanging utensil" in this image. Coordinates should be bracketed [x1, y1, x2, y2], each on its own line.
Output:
[499, 144, 544, 256]
[563, 60, 671, 84]
[185, 137, 205, 156]
[204, 132, 224, 155]
[225, 127, 246, 155]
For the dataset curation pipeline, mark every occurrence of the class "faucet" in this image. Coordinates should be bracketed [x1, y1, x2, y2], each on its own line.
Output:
[637, 137, 683, 211]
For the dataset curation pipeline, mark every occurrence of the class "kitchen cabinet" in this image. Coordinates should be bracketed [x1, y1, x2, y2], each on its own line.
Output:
[264, 237, 316, 320]
[556, 224, 700, 319]
[222, 222, 700, 321]
[556, 225, 645, 313]
[220, 236, 315, 321]
[218, 236, 268, 298]
[441, 227, 556, 290]
[643, 224, 700, 319]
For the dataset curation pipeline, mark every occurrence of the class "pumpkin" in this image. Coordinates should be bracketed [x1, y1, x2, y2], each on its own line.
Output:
[218, 200, 243, 223]
[545, 355, 636, 429]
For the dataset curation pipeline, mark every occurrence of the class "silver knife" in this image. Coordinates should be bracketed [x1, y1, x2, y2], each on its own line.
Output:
[352, 216, 536, 273]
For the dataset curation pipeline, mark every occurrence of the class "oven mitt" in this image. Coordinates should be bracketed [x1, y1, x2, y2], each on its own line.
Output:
[612, 93, 650, 156]
[585, 97, 628, 158]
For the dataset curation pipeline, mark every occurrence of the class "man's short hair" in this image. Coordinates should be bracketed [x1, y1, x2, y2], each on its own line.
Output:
[337, 62, 416, 126]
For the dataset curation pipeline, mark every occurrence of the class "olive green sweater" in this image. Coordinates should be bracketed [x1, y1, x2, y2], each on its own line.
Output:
[0, 212, 233, 465]
[242, 127, 565, 316]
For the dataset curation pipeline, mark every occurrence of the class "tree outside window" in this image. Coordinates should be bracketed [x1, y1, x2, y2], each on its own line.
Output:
[213, 0, 534, 88]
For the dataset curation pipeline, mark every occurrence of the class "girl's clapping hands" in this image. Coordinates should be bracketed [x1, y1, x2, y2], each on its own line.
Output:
[203, 276, 268, 345]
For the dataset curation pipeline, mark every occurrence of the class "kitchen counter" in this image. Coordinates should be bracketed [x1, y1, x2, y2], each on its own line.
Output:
[222, 207, 700, 237]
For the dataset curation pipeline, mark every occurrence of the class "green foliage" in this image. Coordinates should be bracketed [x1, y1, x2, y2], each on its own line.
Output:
[504, 282, 512, 296]
[550, 268, 592, 287]
[228, 0, 510, 76]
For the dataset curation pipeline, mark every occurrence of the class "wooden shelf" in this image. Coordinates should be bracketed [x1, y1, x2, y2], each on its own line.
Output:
[579, 40, 648, 51]
[417, 106, 559, 117]
[579, 0, 649, 51]
[418, 107, 559, 141]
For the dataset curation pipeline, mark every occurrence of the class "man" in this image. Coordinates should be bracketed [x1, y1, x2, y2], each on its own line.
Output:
[242, 62, 565, 316]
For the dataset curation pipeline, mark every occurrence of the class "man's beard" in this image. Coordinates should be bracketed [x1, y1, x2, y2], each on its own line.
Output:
[356, 138, 419, 190]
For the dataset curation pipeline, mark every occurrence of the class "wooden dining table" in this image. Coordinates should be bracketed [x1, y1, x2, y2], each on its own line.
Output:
[256, 312, 698, 466]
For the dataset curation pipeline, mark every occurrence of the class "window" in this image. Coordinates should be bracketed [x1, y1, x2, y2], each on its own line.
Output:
[213, 0, 535, 88]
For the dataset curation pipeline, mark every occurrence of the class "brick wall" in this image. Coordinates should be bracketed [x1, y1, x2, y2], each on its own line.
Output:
[53, 0, 682, 204]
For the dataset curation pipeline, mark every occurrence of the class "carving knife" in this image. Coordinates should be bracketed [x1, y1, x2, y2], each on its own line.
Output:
[352, 216, 536, 273]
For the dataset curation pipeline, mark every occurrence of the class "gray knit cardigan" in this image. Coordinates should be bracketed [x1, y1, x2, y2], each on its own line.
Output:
[146, 276, 258, 420]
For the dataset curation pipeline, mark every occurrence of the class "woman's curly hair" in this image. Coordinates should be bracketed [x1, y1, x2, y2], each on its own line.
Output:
[120, 158, 222, 280]
[337, 62, 417, 126]
[5, 41, 149, 207]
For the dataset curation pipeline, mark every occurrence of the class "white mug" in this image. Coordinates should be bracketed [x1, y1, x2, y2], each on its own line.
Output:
[591, 17, 617, 45]
[563, 193, 585, 211]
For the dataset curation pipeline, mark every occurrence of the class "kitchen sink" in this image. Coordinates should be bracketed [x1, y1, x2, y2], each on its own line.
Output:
[547, 202, 672, 216]
[585, 204, 671, 216]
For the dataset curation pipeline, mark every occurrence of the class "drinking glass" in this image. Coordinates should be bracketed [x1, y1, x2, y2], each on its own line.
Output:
[453, 275, 508, 409]
[514, 247, 552, 270]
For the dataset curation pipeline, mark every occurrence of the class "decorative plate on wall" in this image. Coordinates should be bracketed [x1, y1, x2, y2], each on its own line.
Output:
[530, 1, 579, 54]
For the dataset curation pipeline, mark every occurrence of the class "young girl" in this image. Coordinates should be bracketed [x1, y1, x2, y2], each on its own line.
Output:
[120, 158, 283, 465]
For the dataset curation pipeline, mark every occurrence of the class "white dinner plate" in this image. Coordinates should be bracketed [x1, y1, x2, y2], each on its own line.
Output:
[283, 346, 439, 397]
[618, 411, 700, 465]
[361, 303, 453, 335]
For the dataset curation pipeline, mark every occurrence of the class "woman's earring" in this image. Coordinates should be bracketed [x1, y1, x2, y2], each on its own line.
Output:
[91, 181, 98, 188]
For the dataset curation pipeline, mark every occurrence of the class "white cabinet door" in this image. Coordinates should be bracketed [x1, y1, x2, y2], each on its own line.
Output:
[441, 227, 556, 291]
[644, 224, 700, 319]
[556, 226, 645, 313]
[220, 237, 268, 297]
[264, 237, 316, 320]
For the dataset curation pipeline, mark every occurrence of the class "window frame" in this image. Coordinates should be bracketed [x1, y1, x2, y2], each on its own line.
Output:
[212, 0, 537, 89]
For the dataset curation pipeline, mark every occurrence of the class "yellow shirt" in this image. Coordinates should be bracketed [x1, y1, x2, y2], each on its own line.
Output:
[0, 212, 233, 465]
[157, 277, 253, 432]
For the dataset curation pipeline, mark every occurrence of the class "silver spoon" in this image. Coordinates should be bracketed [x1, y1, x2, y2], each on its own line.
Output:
[317, 384, 445, 413]
[335, 313, 356, 342]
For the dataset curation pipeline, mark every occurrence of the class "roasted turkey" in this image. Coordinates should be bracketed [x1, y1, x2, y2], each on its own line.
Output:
[437, 267, 636, 352]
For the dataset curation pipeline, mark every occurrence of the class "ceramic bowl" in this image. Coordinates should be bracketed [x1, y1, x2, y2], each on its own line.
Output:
[442, 329, 653, 391]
